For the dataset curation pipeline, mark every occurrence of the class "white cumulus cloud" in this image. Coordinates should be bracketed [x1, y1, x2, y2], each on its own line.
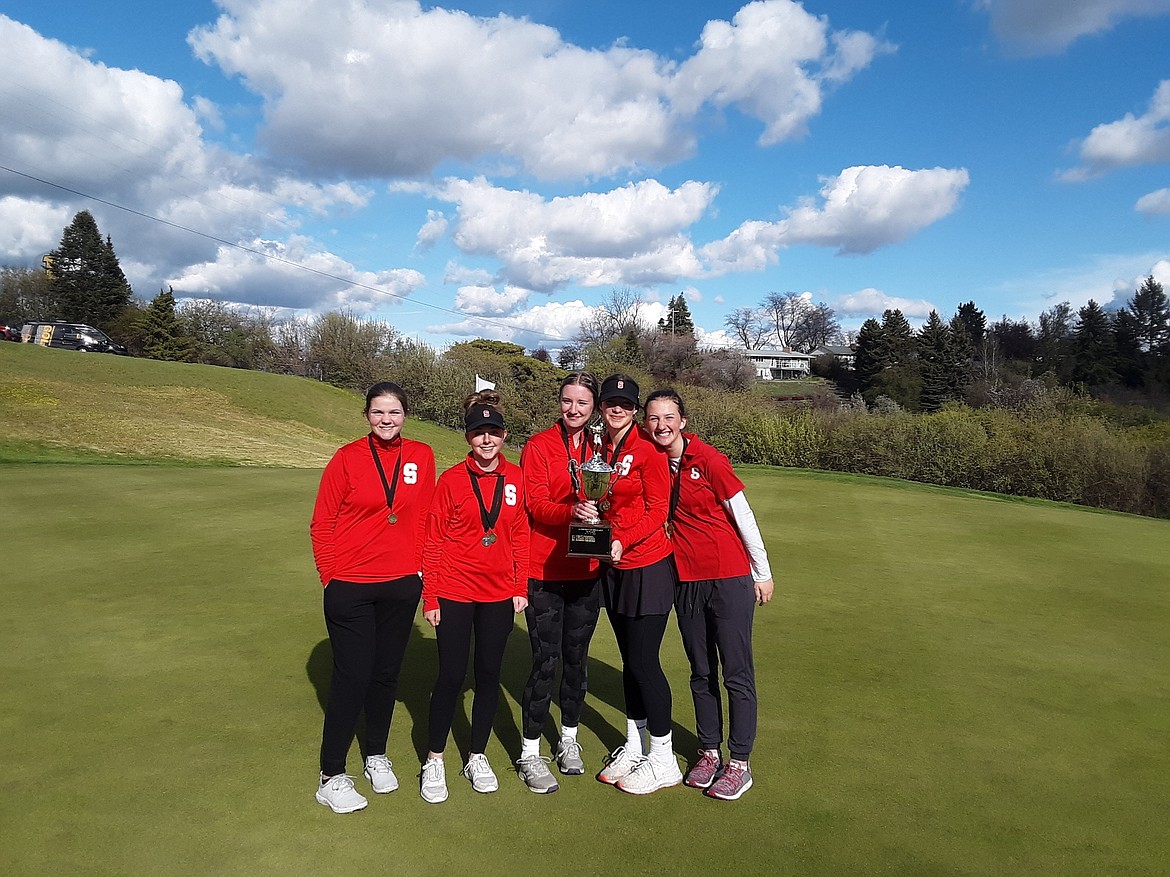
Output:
[1063, 80, 1170, 180]
[189, 0, 890, 180]
[1136, 187, 1170, 214]
[835, 287, 938, 319]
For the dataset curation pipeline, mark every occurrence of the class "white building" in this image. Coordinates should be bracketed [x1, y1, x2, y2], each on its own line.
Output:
[738, 348, 813, 381]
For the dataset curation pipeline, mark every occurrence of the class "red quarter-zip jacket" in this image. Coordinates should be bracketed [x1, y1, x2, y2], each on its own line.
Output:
[422, 453, 530, 612]
[602, 425, 672, 570]
[520, 423, 600, 581]
[310, 434, 436, 586]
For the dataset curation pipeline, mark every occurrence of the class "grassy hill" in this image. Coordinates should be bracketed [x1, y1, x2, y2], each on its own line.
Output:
[2, 342, 1168, 876]
[0, 342, 471, 468]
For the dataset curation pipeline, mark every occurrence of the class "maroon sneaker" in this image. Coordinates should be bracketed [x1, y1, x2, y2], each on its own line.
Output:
[705, 760, 753, 800]
[683, 749, 723, 789]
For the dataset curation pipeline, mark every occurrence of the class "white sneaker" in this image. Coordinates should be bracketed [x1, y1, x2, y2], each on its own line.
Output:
[616, 754, 684, 795]
[420, 757, 448, 804]
[596, 745, 642, 785]
[315, 774, 369, 813]
[461, 753, 499, 793]
[364, 754, 399, 794]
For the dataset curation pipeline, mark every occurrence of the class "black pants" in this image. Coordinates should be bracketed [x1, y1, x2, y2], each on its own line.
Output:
[320, 575, 422, 777]
[606, 609, 672, 738]
[521, 578, 601, 740]
[675, 575, 758, 761]
[427, 597, 515, 755]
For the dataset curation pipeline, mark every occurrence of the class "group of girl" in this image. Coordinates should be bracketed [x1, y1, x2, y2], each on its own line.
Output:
[308, 372, 773, 813]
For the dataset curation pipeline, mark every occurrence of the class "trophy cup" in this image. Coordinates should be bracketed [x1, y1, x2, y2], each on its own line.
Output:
[567, 423, 616, 558]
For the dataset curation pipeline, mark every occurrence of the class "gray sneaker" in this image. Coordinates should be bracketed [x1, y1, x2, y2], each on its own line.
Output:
[555, 737, 585, 775]
[516, 754, 560, 793]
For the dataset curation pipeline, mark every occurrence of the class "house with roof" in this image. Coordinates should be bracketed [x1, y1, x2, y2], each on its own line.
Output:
[809, 344, 856, 366]
[738, 348, 813, 381]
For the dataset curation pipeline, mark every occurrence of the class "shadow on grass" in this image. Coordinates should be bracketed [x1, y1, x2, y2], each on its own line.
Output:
[306, 615, 698, 767]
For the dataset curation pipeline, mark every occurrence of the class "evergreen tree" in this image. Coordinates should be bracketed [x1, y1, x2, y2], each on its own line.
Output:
[657, 294, 695, 336]
[137, 287, 194, 361]
[880, 309, 914, 364]
[48, 211, 133, 329]
[1112, 309, 1144, 388]
[918, 311, 955, 412]
[1071, 300, 1117, 387]
[947, 312, 974, 396]
[852, 318, 887, 396]
[953, 301, 986, 347]
[1035, 301, 1074, 382]
[1127, 276, 1170, 354]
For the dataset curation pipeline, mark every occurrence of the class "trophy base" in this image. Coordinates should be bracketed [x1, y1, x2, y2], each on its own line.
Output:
[567, 521, 612, 558]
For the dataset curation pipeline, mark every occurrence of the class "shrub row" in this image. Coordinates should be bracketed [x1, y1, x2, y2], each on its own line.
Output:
[691, 400, 1170, 518]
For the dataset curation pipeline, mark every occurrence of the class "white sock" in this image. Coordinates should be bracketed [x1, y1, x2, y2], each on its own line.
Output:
[650, 732, 673, 764]
[626, 718, 647, 754]
[560, 725, 578, 742]
[521, 737, 541, 759]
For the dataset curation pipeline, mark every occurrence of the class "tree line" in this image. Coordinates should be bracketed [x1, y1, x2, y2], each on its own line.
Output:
[3, 211, 1168, 517]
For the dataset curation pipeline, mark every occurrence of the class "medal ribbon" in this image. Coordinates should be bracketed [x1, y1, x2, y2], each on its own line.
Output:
[667, 436, 690, 532]
[558, 420, 590, 497]
[468, 465, 507, 538]
[368, 436, 402, 518]
[603, 424, 634, 470]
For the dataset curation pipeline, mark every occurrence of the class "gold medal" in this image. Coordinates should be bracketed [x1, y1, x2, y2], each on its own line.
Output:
[387, 512, 398, 524]
[482, 532, 498, 547]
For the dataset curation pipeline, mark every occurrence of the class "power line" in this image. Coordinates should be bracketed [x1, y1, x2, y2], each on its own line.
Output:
[0, 162, 571, 343]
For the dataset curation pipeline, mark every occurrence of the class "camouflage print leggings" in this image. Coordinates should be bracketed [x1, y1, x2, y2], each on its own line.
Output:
[521, 578, 602, 740]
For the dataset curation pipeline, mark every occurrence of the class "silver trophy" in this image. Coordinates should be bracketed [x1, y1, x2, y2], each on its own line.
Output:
[567, 421, 616, 557]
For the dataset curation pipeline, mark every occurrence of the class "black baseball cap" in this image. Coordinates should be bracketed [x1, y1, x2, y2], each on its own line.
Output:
[598, 375, 640, 407]
[464, 406, 506, 432]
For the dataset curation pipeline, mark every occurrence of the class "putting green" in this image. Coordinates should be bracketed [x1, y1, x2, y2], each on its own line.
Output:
[1, 464, 1166, 876]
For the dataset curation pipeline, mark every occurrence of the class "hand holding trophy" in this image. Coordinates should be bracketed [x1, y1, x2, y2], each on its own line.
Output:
[567, 420, 616, 557]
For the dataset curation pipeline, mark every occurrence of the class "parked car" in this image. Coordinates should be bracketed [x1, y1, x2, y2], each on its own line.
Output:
[21, 321, 128, 355]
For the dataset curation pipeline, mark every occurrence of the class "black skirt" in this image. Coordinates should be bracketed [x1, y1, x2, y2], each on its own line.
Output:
[601, 556, 677, 617]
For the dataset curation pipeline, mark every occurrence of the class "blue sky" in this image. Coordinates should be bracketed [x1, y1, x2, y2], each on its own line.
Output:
[2, 0, 1168, 350]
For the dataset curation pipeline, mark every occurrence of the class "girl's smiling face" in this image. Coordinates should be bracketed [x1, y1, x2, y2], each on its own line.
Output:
[560, 384, 595, 432]
[644, 398, 686, 454]
[467, 425, 506, 469]
[601, 398, 636, 434]
[366, 393, 405, 442]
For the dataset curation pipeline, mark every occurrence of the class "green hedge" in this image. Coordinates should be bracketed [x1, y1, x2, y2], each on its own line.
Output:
[680, 393, 1170, 518]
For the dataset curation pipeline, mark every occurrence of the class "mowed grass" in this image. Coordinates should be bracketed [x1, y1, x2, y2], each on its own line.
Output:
[2, 460, 1168, 876]
[2, 345, 1168, 873]
[0, 342, 470, 469]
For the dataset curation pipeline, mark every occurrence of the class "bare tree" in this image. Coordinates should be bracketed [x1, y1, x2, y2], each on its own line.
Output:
[574, 287, 647, 348]
[760, 291, 812, 349]
[695, 349, 755, 391]
[724, 307, 770, 349]
[792, 302, 841, 351]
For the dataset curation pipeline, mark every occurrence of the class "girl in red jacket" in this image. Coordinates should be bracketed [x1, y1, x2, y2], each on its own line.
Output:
[515, 371, 602, 793]
[310, 381, 436, 813]
[419, 390, 530, 804]
[644, 388, 774, 802]
[593, 374, 683, 796]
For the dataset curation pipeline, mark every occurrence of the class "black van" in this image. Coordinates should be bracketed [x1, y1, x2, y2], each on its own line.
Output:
[21, 321, 128, 355]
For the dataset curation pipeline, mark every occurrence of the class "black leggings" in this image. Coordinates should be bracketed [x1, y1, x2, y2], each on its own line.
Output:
[320, 576, 421, 777]
[521, 578, 601, 740]
[427, 598, 515, 755]
[606, 609, 672, 738]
